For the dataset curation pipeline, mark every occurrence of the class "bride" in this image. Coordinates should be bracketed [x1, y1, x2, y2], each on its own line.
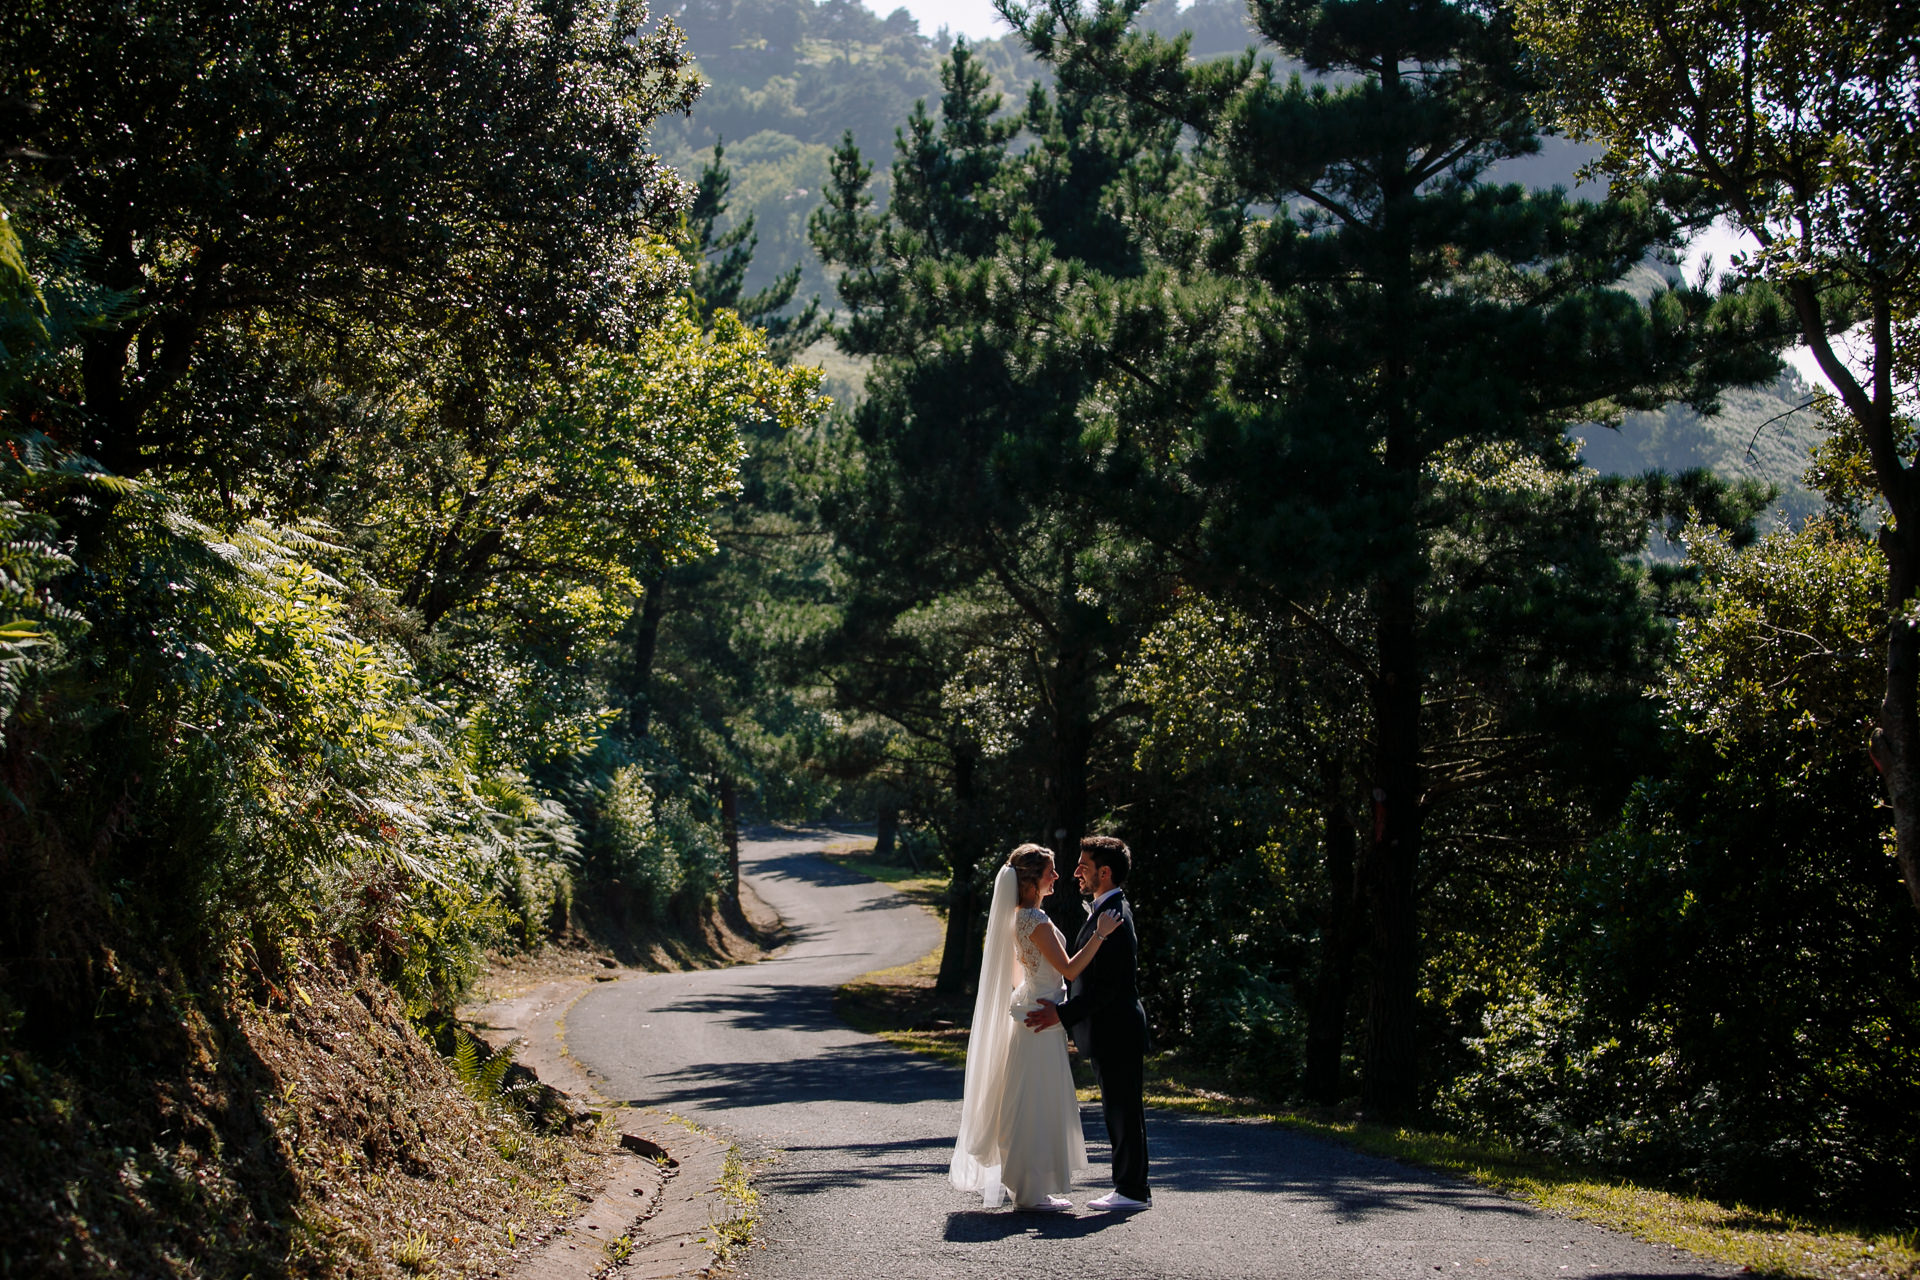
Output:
[950, 844, 1121, 1210]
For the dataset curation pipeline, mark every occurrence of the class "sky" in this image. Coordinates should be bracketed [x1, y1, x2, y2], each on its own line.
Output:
[1683, 220, 1866, 397]
[888, 0, 1016, 41]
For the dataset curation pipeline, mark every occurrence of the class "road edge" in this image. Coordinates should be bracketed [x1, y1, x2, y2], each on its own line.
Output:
[469, 883, 783, 1280]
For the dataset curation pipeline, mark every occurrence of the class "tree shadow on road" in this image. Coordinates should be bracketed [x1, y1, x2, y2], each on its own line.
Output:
[619, 1034, 957, 1112]
[942, 1209, 1140, 1241]
[750, 1136, 954, 1196]
[1152, 1118, 1539, 1224]
[652, 980, 938, 1040]
[746, 848, 878, 890]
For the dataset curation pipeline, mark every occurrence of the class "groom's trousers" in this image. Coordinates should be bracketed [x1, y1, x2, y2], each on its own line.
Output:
[1093, 1051, 1150, 1201]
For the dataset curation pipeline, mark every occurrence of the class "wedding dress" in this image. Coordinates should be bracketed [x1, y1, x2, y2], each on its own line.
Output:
[950, 867, 1089, 1207]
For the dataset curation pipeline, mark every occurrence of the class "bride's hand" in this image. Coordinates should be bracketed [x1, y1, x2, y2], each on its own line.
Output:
[1095, 909, 1122, 938]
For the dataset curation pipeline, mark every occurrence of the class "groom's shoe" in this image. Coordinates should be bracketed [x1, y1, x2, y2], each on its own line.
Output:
[1086, 1191, 1151, 1211]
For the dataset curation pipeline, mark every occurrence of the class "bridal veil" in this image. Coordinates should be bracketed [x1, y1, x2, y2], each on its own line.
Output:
[949, 863, 1018, 1206]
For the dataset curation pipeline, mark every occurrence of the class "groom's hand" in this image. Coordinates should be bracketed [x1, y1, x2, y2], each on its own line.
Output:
[1025, 999, 1061, 1031]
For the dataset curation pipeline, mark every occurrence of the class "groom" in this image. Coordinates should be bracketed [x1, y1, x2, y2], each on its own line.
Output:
[1027, 835, 1151, 1210]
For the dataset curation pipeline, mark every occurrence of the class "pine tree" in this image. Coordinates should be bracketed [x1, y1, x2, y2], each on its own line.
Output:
[1007, 0, 1796, 1115]
[681, 140, 826, 363]
[810, 42, 1185, 981]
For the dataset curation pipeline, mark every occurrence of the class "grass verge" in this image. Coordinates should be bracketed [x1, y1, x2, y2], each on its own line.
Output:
[829, 862, 1919, 1280]
[820, 838, 949, 915]
[667, 1111, 761, 1265]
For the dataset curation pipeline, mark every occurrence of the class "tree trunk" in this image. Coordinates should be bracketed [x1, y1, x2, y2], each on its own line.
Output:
[1360, 57, 1426, 1118]
[1787, 281, 1920, 912]
[720, 774, 740, 900]
[80, 329, 138, 476]
[1304, 787, 1359, 1105]
[1875, 522, 1920, 911]
[1043, 644, 1092, 936]
[628, 573, 668, 738]
[936, 876, 978, 996]
[1361, 592, 1423, 1120]
[936, 745, 987, 995]
[876, 802, 899, 860]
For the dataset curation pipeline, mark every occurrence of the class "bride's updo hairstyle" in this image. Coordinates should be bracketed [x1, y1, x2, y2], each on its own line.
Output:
[1006, 843, 1053, 905]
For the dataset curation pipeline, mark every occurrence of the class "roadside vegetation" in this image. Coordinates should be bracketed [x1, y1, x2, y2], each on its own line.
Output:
[5, 0, 1915, 1269]
[833, 834, 1918, 1280]
[0, 0, 821, 1270]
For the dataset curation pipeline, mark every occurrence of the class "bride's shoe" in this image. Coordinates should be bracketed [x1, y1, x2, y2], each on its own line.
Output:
[1016, 1195, 1073, 1212]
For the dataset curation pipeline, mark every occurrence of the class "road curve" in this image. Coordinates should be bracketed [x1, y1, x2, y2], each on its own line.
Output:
[562, 829, 1735, 1280]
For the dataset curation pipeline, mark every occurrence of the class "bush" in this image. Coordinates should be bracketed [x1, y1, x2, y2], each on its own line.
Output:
[0, 444, 590, 1032]
[473, 772, 580, 945]
[1442, 521, 1920, 1221]
[584, 764, 729, 922]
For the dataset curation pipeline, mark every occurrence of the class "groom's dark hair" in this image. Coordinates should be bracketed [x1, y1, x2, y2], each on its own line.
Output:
[1081, 835, 1131, 886]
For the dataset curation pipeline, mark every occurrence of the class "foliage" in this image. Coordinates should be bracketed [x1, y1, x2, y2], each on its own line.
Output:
[681, 140, 827, 361]
[650, 0, 1266, 306]
[606, 135, 845, 880]
[1444, 519, 1920, 1219]
[582, 764, 730, 922]
[0, 0, 818, 1267]
[0, 441, 84, 747]
[809, 40, 1197, 986]
[1514, 0, 1920, 915]
[999, 0, 1799, 1117]
[1, 0, 701, 480]
[0, 0, 816, 1067]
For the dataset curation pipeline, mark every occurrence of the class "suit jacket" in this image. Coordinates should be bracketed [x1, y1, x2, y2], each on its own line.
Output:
[1054, 891, 1151, 1061]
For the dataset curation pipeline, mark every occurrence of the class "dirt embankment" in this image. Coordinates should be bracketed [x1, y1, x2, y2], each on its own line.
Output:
[0, 891, 782, 1279]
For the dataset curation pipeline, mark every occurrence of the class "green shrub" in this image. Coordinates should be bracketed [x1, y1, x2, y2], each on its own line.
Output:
[584, 765, 729, 922]
[473, 772, 580, 945]
[1442, 521, 1920, 1221]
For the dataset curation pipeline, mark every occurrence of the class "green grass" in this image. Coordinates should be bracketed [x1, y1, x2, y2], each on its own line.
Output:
[705, 1145, 759, 1262]
[819, 839, 948, 915]
[828, 858, 1919, 1280]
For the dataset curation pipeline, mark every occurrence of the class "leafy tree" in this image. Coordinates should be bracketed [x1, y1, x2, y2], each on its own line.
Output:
[1446, 516, 1920, 1217]
[324, 300, 819, 766]
[1514, 0, 1920, 913]
[607, 141, 836, 893]
[1003, 0, 1795, 1115]
[1, 0, 700, 480]
[1124, 595, 1369, 1098]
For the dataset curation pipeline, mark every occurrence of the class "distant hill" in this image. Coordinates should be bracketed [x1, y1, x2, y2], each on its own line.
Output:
[656, 0, 1827, 521]
[651, 0, 1265, 301]
[1578, 371, 1824, 523]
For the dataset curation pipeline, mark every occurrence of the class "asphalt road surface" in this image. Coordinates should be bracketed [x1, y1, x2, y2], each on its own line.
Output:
[563, 829, 1735, 1280]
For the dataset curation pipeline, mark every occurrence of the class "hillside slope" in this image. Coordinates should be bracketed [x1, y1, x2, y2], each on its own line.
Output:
[0, 950, 610, 1278]
[1579, 370, 1824, 522]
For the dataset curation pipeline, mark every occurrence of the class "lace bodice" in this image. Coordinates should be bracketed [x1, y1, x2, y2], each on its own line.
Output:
[1012, 908, 1063, 1009]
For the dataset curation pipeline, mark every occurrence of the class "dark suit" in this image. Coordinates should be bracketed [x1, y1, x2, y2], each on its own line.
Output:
[1054, 890, 1151, 1201]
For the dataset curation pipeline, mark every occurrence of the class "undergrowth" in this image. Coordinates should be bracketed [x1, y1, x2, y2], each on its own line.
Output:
[830, 858, 1920, 1280]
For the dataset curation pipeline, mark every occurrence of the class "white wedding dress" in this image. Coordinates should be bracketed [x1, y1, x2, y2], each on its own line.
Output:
[950, 868, 1089, 1207]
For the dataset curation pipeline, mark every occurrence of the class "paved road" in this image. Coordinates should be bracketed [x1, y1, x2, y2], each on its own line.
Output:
[564, 829, 1734, 1280]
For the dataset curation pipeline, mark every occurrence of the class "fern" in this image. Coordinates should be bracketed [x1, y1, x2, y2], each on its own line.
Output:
[451, 1031, 482, 1096]
[449, 1028, 519, 1111]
